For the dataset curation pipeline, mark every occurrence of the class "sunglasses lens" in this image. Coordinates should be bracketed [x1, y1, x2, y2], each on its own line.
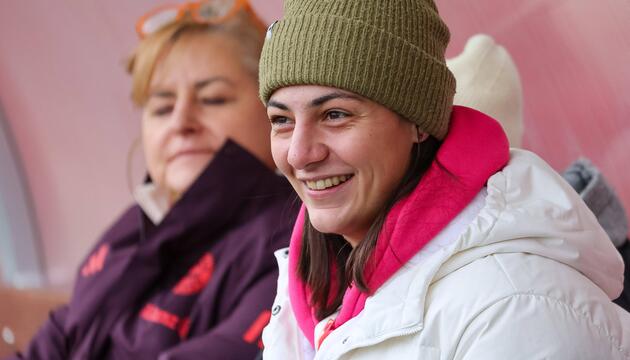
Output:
[198, 0, 237, 20]
[142, 9, 179, 35]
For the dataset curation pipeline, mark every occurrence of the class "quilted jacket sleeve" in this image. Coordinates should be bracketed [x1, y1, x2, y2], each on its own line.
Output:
[453, 294, 630, 360]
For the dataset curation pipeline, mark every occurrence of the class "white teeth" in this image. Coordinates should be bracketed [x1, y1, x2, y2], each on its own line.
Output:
[305, 175, 352, 191]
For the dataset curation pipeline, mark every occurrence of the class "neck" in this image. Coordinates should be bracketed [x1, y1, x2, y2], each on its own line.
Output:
[342, 229, 367, 248]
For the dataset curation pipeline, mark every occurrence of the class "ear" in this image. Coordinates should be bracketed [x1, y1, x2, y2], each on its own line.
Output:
[413, 126, 429, 143]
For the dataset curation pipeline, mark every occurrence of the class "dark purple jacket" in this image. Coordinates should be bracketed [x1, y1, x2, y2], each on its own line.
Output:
[12, 141, 297, 360]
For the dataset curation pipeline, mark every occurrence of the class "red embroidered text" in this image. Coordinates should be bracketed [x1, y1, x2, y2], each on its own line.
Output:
[243, 310, 272, 349]
[140, 303, 190, 339]
[81, 244, 109, 277]
[172, 253, 214, 296]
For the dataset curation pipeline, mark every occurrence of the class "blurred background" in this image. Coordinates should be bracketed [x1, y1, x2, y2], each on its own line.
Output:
[0, 0, 628, 291]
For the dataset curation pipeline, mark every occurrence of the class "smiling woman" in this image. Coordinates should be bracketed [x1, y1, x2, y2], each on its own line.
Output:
[258, 0, 630, 359]
[267, 85, 441, 319]
[10, 1, 297, 359]
[268, 86, 430, 245]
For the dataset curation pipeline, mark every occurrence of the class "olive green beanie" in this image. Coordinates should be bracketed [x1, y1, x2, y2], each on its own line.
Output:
[259, 0, 456, 139]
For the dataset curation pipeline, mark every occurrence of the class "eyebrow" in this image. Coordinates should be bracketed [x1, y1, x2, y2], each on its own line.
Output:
[195, 76, 234, 90]
[267, 91, 364, 110]
[310, 92, 364, 107]
[267, 100, 289, 110]
[148, 76, 235, 98]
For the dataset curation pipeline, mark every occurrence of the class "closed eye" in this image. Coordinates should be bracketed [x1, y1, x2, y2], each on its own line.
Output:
[153, 105, 174, 117]
[200, 97, 228, 106]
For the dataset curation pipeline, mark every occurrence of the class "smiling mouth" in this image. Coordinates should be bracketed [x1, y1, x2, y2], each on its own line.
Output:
[305, 175, 353, 191]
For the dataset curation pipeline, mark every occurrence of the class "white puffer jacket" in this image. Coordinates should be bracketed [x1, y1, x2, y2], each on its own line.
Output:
[262, 150, 630, 360]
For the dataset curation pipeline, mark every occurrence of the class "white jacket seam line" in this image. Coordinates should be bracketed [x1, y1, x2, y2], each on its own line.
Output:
[454, 293, 629, 358]
[491, 255, 519, 292]
[481, 171, 508, 245]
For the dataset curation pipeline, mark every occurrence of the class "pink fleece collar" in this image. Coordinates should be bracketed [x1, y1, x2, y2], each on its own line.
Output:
[288, 106, 510, 347]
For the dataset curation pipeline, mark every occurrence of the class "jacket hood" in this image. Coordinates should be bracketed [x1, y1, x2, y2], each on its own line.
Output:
[435, 149, 624, 299]
[335, 149, 625, 355]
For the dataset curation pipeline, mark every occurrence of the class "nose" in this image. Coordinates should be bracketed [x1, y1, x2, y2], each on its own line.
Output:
[172, 95, 201, 135]
[287, 121, 328, 170]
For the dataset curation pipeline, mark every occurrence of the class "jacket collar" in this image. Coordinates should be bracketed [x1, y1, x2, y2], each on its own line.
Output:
[133, 182, 170, 225]
[313, 190, 486, 358]
[133, 139, 281, 228]
[140, 139, 287, 247]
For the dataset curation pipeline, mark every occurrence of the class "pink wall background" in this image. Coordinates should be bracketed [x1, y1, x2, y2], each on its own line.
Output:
[0, 0, 628, 288]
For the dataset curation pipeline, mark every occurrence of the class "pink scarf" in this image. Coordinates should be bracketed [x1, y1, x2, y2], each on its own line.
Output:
[287, 106, 510, 347]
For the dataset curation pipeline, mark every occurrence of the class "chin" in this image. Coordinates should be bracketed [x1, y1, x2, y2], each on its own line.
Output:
[166, 174, 199, 196]
[165, 161, 208, 193]
[308, 210, 347, 236]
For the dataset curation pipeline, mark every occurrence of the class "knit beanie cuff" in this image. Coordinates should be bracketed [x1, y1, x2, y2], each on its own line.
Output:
[259, 13, 455, 139]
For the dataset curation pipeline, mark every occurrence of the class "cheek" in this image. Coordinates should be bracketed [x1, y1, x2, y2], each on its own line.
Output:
[199, 116, 228, 143]
[199, 105, 255, 147]
[354, 130, 412, 192]
[330, 133, 372, 172]
[223, 101, 270, 139]
[141, 121, 166, 182]
[229, 114, 271, 151]
[270, 137, 291, 173]
[377, 140, 414, 192]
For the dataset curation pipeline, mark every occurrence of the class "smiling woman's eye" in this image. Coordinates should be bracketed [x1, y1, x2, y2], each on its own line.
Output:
[269, 115, 294, 130]
[325, 110, 350, 121]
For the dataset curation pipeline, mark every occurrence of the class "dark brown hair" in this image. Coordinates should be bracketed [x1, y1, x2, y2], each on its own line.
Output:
[298, 135, 442, 320]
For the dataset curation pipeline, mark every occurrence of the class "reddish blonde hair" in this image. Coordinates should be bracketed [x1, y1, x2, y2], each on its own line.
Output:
[127, 9, 266, 106]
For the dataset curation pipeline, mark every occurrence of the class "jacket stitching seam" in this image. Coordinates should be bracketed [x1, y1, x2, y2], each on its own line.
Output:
[481, 171, 508, 245]
[454, 293, 630, 359]
[491, 255, 519, 292]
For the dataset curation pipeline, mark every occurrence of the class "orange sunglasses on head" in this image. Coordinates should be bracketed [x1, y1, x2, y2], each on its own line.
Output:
[135, 0, 251, 38]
